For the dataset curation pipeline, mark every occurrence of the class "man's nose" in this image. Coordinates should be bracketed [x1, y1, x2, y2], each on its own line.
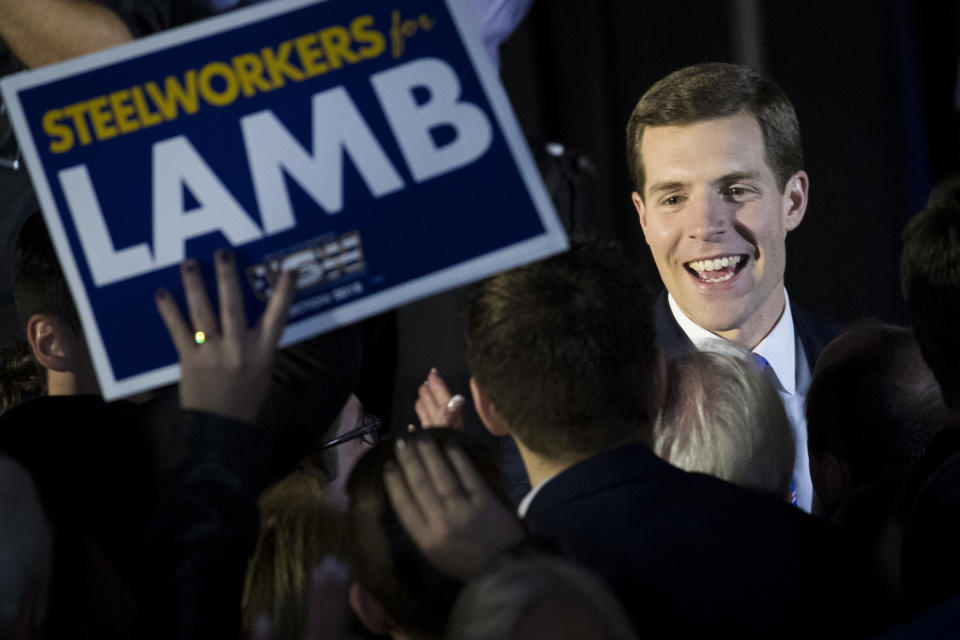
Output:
[687, 193, 729, 240]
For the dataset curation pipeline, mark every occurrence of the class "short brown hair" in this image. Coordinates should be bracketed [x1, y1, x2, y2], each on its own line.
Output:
[466, 241, 658, 460]
[626, 62, 803, 196]
[900, 175, 960, 408]
[13, 212, 81, 336]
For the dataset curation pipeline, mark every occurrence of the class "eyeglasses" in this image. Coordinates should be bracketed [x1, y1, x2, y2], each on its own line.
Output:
[316, 413, 383, 450]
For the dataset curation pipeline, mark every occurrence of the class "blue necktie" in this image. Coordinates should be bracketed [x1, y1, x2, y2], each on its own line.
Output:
[750, 352, 770, 371]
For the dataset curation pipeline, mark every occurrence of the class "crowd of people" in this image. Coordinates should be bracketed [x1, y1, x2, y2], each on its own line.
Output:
[2, 1, 960, 639]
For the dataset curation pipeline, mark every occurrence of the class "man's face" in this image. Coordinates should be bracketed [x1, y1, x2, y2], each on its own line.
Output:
[632, 110, 808, 347]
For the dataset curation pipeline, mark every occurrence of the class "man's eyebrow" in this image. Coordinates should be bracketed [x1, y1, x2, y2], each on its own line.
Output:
[646, 181, 686, 196]
[714, 171, 762, 185]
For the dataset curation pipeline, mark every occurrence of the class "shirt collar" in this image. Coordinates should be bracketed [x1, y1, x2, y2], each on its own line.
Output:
[666, 290, 797, 394]
[516, 474, 553, 518]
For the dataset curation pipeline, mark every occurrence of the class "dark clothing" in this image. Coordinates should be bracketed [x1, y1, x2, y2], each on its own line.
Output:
[524, 443, 868, 639]
[653, 289, 842, 367]
[0, 328, 361, 638]
[876, 426, 960, 619]
[144, 409, 268, 640]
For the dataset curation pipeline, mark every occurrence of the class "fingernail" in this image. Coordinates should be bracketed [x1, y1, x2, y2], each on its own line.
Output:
[446, 394, 465, 412]
[430, 367, 438, 374]
[183, 259, 197, 273]
[395, 437, 407, 450]
[155, 289, 168, 301]
[215, 248, 233, 263]
[384, 460, 398, 473]
[407, 423, 417, 433]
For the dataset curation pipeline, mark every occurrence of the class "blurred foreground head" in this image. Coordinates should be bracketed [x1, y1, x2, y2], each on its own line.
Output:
[446, 553, 637, 640]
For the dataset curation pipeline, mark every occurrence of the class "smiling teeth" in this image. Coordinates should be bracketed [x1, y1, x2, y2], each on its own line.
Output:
[702, 271, 736, 283]
[688, 255, 743, 273]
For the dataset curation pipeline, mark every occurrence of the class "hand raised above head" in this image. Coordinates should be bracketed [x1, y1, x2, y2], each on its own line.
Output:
[154, 249, 296, 424]
[384, 435, 525, 582]
[414, 368, 465, 429]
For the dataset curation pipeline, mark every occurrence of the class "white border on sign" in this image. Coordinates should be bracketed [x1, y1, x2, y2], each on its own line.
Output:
[1, 0, 568, 400]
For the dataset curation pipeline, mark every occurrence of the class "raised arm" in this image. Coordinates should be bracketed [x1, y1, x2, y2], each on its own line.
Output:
[0, 0, 136, 68]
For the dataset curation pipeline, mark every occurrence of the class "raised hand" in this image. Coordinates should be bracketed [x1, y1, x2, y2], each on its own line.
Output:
[414, 368, 465, 429]
[154, 249, 295, 423]
[384, 435, 525, 582]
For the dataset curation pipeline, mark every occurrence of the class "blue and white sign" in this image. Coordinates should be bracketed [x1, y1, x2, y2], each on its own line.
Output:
[1, 0, 567, 400]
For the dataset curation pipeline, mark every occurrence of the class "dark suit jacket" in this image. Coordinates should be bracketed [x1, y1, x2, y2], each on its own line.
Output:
[653, 290, 842, 367]
[524, 443, 868, 639]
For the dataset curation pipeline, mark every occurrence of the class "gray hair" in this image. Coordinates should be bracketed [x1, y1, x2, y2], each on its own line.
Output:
[654, 349, 794, 497]
[446, 554, 637, 640]
[0, 454, 52, 637]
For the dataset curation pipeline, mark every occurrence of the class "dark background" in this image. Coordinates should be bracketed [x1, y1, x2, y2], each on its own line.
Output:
[386, 0, 960, 431]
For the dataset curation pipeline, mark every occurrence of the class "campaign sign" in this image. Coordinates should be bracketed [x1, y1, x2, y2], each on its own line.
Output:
[1, 0, 567, 400]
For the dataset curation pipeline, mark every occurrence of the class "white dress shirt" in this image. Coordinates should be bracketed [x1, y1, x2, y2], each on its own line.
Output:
[667, 291, 815, 512]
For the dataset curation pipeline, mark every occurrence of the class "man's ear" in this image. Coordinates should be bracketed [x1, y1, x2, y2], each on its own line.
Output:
[26, 314, 71, 372]
[782, 170, 809, 232]
[632, 191, 649, 236]
[469, 377, 510, 437]
[349, 582, 391, 636]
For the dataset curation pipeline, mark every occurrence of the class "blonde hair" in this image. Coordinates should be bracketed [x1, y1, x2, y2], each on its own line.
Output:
[241, 472, 348, 640]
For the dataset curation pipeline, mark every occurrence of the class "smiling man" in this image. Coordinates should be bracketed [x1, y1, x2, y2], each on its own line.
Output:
[626, 63, 840, 512]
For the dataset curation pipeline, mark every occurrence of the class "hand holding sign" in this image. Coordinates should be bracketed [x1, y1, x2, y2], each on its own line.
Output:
[154, 249, 295, 423]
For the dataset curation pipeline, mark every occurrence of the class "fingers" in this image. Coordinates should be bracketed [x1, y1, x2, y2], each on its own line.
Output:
[215, 249, 246, 341]
[384, 456, 428, 532]
[414, 396, 434, 428]
[181, 258, 218, 338]
[155, 288, 193, 353]
[417, 379, 447, 426]
[445, 446, 487, 498]
[415, 437, 463, 499]
[427, 368, 453, 403]
[416, 369, 466, 428]
[258, 269, 296, 349]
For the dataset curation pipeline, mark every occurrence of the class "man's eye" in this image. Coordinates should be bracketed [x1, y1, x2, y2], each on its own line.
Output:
[662, 195, 684, 206]
[725, 185, 751, 199]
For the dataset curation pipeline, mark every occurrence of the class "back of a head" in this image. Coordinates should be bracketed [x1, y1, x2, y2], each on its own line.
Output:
[241, 474, 348, 640]
[346, 430, 505, 639]
[0, 454, 52, 639]
[466, 241, 658, 461]
[806, 322, 946, 498]
[653, 350, 794, 497]
[12, 212, 81, 337]
[901, 175, 960, 408]
[446, 554, 637, 640]
[626, 62, 802, 195]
